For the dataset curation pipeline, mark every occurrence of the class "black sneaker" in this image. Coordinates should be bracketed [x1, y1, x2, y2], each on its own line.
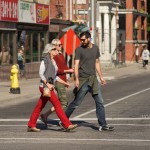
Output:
[99, 125, 114, 131]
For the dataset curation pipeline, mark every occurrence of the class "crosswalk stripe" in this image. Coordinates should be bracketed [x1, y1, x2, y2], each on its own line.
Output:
[0, 117, 150, 122]
[0, 138, 150, 142]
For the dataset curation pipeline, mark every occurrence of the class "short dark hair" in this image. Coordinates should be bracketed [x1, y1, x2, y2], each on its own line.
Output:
[80, 31, 91, 39]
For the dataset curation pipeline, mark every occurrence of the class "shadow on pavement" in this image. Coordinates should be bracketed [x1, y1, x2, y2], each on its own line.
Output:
[37, 119, 99, 131]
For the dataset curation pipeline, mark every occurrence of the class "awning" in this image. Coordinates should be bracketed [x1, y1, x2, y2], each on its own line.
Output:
[62, 25, 78, 32]
[62, 24, 90, 34]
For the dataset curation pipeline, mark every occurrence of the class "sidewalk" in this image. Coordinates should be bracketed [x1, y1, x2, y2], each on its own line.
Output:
[0, 78, 40, 107]
[103, 62, 149, 79]
[0, 62, 149, 107]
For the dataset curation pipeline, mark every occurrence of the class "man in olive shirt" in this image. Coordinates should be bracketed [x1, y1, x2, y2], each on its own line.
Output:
[65, 31, 114, 131]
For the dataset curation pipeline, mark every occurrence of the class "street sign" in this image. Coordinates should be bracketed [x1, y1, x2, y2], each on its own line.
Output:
[60, 29, 80, 56]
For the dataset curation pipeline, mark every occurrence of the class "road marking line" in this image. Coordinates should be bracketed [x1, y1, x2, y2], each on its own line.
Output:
[0, 138, 150, 142]
[0, 125, 26, 126]
[73, 87, 150, 119]
[110, 124, 150, 126]
[0, 119, 29, 121]
[0, 117, 150, 122]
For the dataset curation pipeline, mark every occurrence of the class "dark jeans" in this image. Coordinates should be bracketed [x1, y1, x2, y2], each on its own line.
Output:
[65, 82, 107, 126]
[18, 60, 24, 70]
[143, 60, 148, 67]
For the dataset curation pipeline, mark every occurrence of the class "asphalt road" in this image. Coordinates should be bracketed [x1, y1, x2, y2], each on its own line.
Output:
[1, 73, 150, 150]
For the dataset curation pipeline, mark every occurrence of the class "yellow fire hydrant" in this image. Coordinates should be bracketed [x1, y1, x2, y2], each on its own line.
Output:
[10, 65, 20, 94]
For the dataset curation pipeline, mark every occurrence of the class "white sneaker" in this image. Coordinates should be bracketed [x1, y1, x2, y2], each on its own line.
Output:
[99, 125, 114, 131]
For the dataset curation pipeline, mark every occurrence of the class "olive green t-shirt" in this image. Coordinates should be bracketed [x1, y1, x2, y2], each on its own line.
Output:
[75, 44, 100, 78]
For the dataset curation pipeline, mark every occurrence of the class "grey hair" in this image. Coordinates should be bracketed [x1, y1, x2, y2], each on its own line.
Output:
[43, 43, 55, 54]
[51, 39, 61, 45]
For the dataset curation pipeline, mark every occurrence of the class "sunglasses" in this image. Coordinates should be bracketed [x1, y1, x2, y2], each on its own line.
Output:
[56, 44, 62, 47]
[80, 38, 87, 42]
[51, 48, 57, 51]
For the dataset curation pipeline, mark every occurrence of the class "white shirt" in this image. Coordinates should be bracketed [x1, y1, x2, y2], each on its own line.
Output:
[39, 59, 59, 87]
[142, 49, 150, 60]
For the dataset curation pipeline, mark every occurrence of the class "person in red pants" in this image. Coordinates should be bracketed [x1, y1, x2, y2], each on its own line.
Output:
[27, 43, 77, 132]
[40, 39, 74, 125]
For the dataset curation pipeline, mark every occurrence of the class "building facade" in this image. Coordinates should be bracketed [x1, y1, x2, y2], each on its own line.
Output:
[49, 0, 89, 41]
[125, 0, 148, 62]
[49, 0, 88, 22]
[1, 0, 147, 81]
[96, 0, 148, 64]
[0, 0, 89, 81]
[0, 0, 50, 81]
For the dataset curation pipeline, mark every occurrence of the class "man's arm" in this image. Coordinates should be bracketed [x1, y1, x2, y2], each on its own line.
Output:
[74, 59, 80, 87]
[95, 59, 106, 85]
[54, 55, 73, 75]
[56, 77, 69, 88]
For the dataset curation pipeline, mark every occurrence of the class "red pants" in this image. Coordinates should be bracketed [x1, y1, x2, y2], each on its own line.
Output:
[28, 87, 72, 128]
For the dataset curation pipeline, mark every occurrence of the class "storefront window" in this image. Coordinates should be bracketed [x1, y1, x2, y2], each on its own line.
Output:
[24, 33, 31, 63]
[32, 32, 45, 62]
[18, 31, 45, 63]
[0, 32, 14, 65]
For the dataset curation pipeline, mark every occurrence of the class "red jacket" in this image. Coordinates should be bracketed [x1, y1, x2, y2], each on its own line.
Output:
[54, 53, 70, 82]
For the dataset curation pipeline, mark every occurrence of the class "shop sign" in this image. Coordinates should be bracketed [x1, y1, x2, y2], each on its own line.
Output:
[36, 4, 49, 24]
[19, 1, 36, 23]
[0, 0, 18, 22]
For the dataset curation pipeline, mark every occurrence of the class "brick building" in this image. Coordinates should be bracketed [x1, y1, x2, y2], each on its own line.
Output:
[49, 0, 89, 41]
[125, 0, 148, 62]
[96, 0, 148, 64]
[49, 0, 88, 22]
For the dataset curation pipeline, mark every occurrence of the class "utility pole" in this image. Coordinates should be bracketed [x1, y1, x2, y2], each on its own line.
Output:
[70, 0, 72, 20]
[74, 0, 77, 21]
[88, 0, 91, 27]
[114, 1, 120, 63]
[91, 0, 97, 44]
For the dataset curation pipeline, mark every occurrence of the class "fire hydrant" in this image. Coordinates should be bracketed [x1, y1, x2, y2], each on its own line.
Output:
[10, 65, 20, 94]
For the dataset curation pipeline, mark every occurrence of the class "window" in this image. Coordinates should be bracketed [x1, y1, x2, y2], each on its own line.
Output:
[133, 0, 137, 9]
[141, 17, 145, 29]
[18, 31, 45, 63]
[0, 32, 14, 65]
[133, 29, 138, 40]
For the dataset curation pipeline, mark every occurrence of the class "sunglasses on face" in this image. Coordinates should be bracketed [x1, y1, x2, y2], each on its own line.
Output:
[56, 44, 62, 47]
[80, 38, 87, 42]
[51, 48, 57, 51]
